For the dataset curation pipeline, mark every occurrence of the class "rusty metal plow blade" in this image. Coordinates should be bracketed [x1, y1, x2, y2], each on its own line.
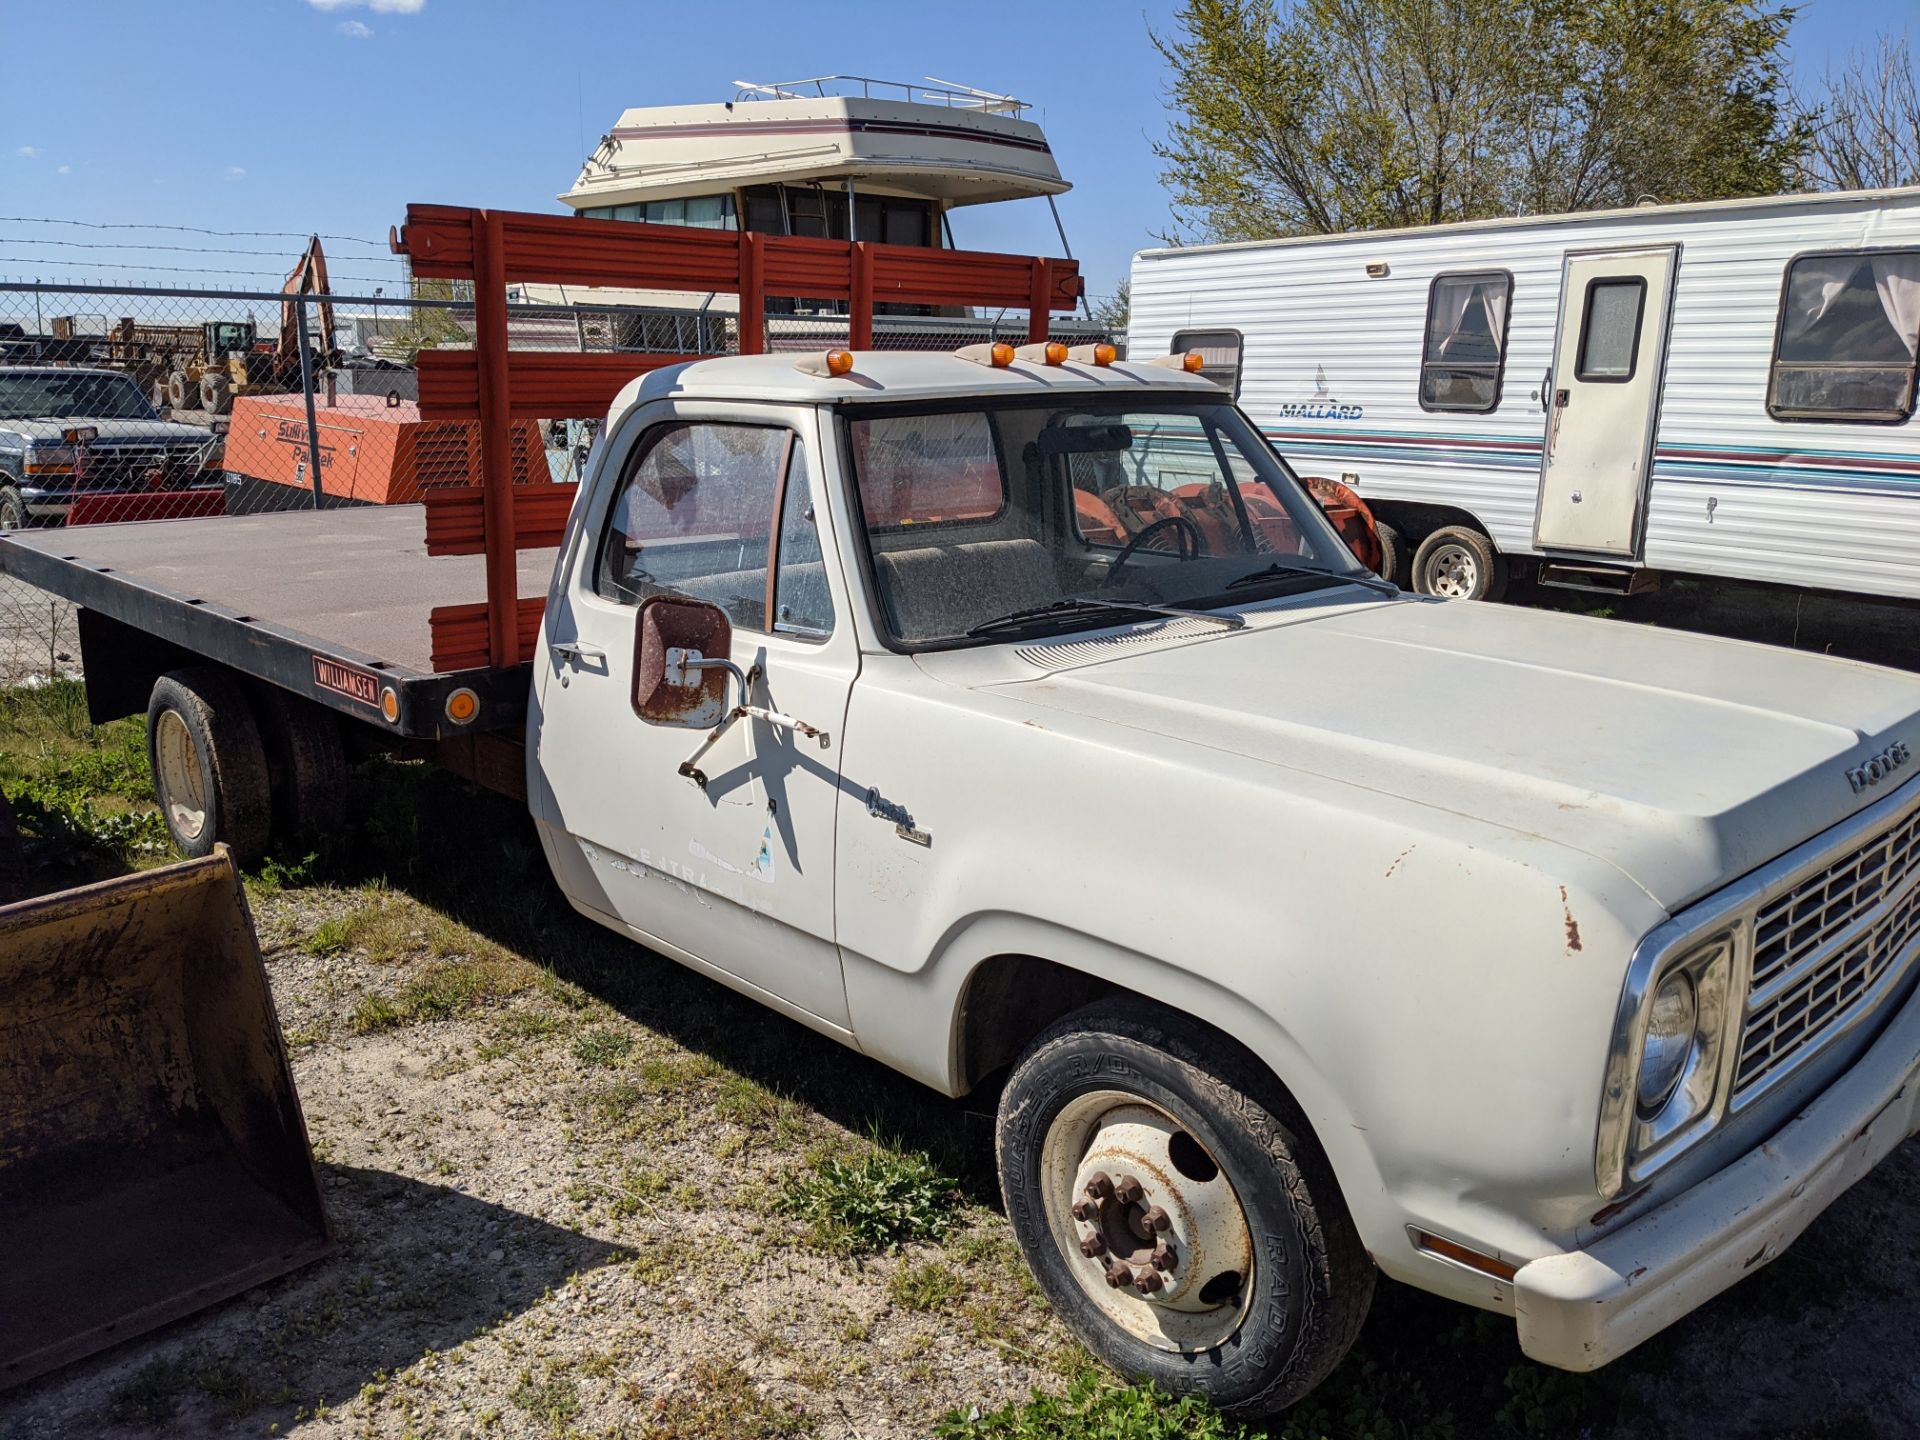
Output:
[0, 848, 332, 1391]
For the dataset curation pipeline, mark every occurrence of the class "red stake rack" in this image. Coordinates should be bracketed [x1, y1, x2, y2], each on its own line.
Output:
[390, 205, 1084, 671]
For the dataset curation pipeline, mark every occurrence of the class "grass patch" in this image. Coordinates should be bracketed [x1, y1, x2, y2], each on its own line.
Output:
[509, 1365, 581, 1432]
[0, 680, 168, 867]
[774, 1138, 959, 1255]
[938, 1375, 1252, 1439]
[648, 1358, 814, 1439]
[572, 1025, 635, 1068]
[888, 1258, 966, 1313]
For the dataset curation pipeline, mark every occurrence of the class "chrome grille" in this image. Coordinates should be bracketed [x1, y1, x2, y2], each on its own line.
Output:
[1735, 799, 1920, 1097]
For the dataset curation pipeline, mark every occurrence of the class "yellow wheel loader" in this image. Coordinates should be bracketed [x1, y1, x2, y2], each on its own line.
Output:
[0, 810, 332, 1391]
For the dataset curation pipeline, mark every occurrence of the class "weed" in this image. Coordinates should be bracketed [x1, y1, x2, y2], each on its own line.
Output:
[508, 1365, 581, 1432]
[888, 1258, 965, 1312]
[774, 1140, 959, 1255]
[648, 1358, 814, 1439]
[350, 993, 403, 1035]
[937, 1375, 1254, 1439]
[572, 1026, 635, 1068]
[306, 916, 355, 956]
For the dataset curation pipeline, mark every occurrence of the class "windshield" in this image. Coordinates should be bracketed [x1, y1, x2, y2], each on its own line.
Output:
[846, 398, 1369, 647]
[0, 371, 158, 422]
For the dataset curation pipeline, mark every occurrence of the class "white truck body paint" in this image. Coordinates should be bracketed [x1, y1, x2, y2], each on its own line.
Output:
[526, 350, 1920, 1364]
[1128, 185, 1920, 599]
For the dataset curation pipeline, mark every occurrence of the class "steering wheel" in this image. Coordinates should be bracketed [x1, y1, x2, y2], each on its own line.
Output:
[1104, 514, 1203, 584]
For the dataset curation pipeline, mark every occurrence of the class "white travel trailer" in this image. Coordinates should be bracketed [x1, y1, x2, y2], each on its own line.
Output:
[1128, 187, 1920, 604]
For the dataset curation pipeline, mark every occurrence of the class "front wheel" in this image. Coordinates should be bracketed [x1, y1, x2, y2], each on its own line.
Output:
[0, 486, 25, 531]
[996, 999, 1374, 1418]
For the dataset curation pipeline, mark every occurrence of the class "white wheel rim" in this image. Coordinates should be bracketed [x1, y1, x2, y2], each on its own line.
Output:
[154, 709, 208, 842]
[1041, 1090, 1256, 1353]
[1427, 544, 1479, 598]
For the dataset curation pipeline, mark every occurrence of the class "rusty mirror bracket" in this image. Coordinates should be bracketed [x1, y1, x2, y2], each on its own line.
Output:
[633, 596, 733, 729]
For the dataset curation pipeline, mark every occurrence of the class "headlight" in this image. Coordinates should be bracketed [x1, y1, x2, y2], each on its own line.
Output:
[1597, 930, 1739, 1197]
[1637, 971, 1696, 1116]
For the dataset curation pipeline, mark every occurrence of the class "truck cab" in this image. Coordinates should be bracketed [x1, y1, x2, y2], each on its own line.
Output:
[522, 347, 1920, 1414]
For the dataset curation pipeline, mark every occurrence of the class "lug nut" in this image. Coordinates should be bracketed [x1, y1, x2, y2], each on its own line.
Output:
[1133, 1269, 1164, 1294]
[1070, 1199, 1096, 1222]
[1079, 1233, 1107, 1258]
[1114, 1175, 1145, 1206]
[1104, 1260, 1132, 1289]
[1142, 1204, 1170, 1232]
[1084, 1171, 1114, 1201]
[1151, 1241, 1177, 1271]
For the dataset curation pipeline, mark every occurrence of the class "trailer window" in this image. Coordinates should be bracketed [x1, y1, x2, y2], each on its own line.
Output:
[1420, 272, 1511, 412]
[1170, 330, 1243, 397]
[1769, 251, 1920, 423]
[596, 423, 803, 633]
[1575, 277, 1647, 382]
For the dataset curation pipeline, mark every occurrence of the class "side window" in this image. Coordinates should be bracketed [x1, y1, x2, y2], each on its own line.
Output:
[1769, 250, 1920, 423]
[1420, 271, 1511, 412]
[594, 423, 790, 632]
[851, 411, 1005, 529]
[772, 446, 835, 639]
[1575, 277, 1647, 383]
[1170, 329, 1243, 397]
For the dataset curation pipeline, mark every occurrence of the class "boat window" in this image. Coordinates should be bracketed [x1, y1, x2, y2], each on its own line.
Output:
[581, 196, 736, 230]
[1769, 250, 1920, 423]
[1420, 271, 1511, 412]
[596, 423, 801, 633]
[1169, 329, 1243, 397]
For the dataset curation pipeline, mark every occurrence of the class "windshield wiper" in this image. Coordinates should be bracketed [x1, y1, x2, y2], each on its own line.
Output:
[967, 596, 1244, 640]
[1223, 563, 1396, 597]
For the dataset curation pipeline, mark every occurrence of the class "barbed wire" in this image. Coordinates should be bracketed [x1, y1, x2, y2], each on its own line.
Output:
[0, 259, 409, 286]
[0, 216, 392, 247]
[0, 236, 407, 263]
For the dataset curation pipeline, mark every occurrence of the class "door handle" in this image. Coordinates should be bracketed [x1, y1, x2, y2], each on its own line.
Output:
[551, 639, 606, 665]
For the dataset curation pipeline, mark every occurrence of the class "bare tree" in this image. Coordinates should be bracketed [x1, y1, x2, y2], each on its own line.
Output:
[1796, 36, 1920, 191]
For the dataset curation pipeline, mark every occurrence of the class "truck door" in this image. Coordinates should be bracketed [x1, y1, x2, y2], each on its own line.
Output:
[530, 406, 855, 1030]
[1534, 247, 1678, 556]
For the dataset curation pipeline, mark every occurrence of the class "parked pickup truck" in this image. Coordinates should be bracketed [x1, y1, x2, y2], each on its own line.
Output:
[5, 346, 1919, 1417]
[0, 365, 225, 529]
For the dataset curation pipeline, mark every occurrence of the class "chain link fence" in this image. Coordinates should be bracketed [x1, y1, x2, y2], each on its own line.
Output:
[1, 269, 1114, 684]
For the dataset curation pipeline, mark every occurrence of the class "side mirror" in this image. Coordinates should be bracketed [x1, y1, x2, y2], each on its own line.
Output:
[1302, 476, 1384, 577]
[632, 596, 733, 727]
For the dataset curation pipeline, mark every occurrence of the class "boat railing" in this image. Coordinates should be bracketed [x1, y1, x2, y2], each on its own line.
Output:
[730, 75, 1028, 116]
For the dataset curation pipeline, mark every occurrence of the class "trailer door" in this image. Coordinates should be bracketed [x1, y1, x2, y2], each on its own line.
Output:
[1535, 247, 1677, 556]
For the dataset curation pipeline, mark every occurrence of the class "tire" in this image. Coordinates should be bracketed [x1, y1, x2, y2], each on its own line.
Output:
[200, 371, 232, 414]
[0, 485, 25, 532]
[1411, 524, 1506, 602]
[997, 998, 1374, 1418]
[166, 370, 196, 412]
[252, 686, 348, 848]
[1374, 520, 1406, 587]
[146, 668, 272, 864]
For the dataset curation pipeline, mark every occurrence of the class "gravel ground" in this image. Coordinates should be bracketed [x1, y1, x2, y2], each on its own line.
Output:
[0, 576, 80, 686]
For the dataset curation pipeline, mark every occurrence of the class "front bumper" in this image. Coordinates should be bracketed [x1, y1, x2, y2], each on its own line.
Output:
[1514, 976, 1920, 1371]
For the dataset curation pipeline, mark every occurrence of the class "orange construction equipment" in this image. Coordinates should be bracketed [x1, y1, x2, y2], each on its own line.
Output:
[223, 393, 548, 507]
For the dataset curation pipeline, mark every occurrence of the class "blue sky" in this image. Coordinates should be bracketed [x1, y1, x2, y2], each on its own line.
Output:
[2, 0, 1916, 304]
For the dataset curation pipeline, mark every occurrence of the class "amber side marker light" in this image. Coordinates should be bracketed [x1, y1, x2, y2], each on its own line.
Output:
[445, 687, 479, 726]
[380, 686, 400, 725]
[1409, 1227, 1519, 1283]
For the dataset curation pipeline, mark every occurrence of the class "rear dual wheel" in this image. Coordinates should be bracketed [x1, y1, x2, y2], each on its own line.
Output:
[997, 999, 1374, 1418]
[147, 669, 347, 864]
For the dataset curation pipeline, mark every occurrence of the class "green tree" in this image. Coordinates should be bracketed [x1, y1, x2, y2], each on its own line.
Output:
[1152, 0, 1805, 241]
[1090, 280, 1131, 337]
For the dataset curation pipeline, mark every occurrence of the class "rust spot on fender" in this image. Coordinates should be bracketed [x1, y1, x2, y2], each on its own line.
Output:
[1560, 885, 1584, 953]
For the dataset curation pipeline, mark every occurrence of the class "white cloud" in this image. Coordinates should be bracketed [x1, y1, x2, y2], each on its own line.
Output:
[225, 166, 247, 181]
[307, 0, 423, 12]
[338, 18, 373, 36]
[15, 146, 42, 159]
[56, 164, 70, 174]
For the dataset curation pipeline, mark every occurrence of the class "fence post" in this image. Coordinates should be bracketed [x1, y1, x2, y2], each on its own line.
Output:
[294, 294, 325, 508]
[471, 210, 520, 669]
[739, 231, 765, 355]
[1027, 259, 1051, 345]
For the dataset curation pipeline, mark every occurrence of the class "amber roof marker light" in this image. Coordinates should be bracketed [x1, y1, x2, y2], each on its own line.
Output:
[957, 342, 1018, 368]
[1068, 343, 1118, 367]
[1148, 350, 1210, 376]
[1013, 341, 1070, 366]
[793, 348, 859, 378]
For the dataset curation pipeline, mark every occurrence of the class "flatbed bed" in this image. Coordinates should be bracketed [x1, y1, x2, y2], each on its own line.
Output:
[0, 508, 555, 738]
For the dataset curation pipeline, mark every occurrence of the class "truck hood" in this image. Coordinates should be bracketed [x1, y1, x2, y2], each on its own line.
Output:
[2, 418, 212, 446]
[981, 595, 1920, 911]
